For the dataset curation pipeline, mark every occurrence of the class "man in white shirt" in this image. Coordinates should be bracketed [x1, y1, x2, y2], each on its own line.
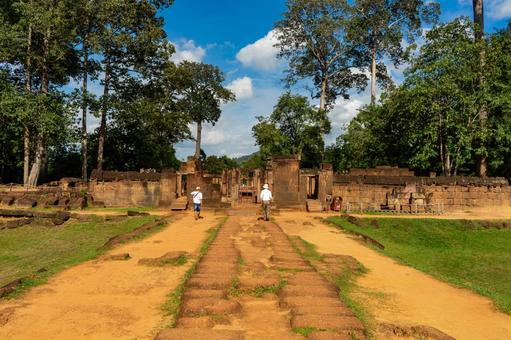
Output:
[260, 183, 273, 221]
[190, 186, 203, 220]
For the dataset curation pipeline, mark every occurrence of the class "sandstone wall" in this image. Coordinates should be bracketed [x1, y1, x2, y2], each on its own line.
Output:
[332, 178, 511, 211]
[89, 180, 162, 207]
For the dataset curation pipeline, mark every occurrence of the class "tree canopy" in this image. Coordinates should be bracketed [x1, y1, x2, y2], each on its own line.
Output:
[331, 18, 511, 177]
[252, 92, 331, 168]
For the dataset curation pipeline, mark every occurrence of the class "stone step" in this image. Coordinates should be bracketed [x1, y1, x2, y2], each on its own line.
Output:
[307, 200, 324, 212]
[170, 197, 189, 211]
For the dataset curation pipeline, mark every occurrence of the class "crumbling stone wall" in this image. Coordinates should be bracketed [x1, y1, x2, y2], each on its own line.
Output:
[89, 170, 166, 207]
[333, 169, 511, 211]
[89, 180, 162, 207]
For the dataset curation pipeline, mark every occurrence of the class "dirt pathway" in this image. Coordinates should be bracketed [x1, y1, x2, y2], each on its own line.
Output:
[0, 213, 220, 340]
[276, 213, 511, 340]
[157, 216, 365, 339]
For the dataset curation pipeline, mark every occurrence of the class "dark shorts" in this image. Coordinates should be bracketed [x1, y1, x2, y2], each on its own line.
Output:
[194, 203, 201, 212]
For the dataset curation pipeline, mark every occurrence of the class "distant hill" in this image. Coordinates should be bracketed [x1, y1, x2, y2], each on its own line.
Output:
[233, 152, 258, 166]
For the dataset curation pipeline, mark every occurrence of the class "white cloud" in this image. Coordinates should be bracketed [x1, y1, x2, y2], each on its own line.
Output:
[236, 30, 281, 71]
[458, 0, 511, 19]
[201, 130, 228, 146]
[226, 76, 253, 99]
[487, 0, 511, 19]
[171, 40, 206, 63]
[175, 84, 282, 160]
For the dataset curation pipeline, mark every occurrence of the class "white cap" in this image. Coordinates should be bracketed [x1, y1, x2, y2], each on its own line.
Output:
[196, 186, 200, 190]
[263, 184, 269, 189]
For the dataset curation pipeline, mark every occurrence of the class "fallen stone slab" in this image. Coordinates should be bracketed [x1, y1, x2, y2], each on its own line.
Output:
[138, 251, 187, 266]
[69, 197, 87, 210]
[32, 211, 58, 218]
[155, 329, 243, 340]
[379, 323, 455, 340]
[0, 278, 23, 298]
[50, 211, 71, 226]
[0, 196, 15, 206]
[42, 196, 59, 208]
[15, 197, 37, 208]
[70, 213, 98, 221]
[103, 253, 131, 261]
[2, 218, 33, 229]
[99, 219, 166, 250]
[0, 209, 34, 218]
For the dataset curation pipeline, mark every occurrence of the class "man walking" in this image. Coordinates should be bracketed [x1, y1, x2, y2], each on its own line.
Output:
[260, 183, 273, 221]
[191, 186, 203, 220]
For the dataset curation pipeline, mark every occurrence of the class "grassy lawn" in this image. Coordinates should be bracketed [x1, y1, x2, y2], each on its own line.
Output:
[326, 216, 511, 314]
[0, 215, 156, 296]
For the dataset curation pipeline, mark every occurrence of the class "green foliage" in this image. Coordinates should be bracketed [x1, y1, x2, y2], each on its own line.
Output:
[240, 152, 266, 170]
[347, 0, 440, 95]
[203, 155, 237, 174]
[333, 18, 511, 177]
[252, 92, 331, 168]
[327, 216, 511, 314]
[275, 0, 367, 110]
[174, 61, 235, 125]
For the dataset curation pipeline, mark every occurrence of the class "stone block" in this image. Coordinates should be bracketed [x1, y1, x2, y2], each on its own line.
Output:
[16, 197, 37, 208]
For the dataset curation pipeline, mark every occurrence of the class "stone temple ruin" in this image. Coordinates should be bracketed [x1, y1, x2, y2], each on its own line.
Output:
[0, 155, 510, 213]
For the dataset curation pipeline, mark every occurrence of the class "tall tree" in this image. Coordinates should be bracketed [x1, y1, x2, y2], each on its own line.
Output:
[74, 0, 101, 182]
[95, 0, 174, 171]
[0, 0, 33, 185]
[347, 0, 439, 105]
[174, 61, 235, 159]
[335, 19, 483, 176]
[274, 0, 367, 112]
[1, 0, 79, 186]
[472, 0, 488, 176]
[252, 92, 331, 168]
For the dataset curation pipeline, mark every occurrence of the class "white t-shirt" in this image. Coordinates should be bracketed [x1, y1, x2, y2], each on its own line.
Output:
[191, 191, 203, 204]
[260, 189, 273, 202]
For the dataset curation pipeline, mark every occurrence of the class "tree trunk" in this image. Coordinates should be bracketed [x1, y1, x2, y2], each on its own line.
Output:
[97, 62, 111, 171]
[81, 35, 89, 181]
[370, 44, 377, 106]
[27, 135, 44, 187]
[23, 22, 33, 186]
[28, 27, 50, 187]
[473, 0, 488, 177]
[443, 148, 452, 177]
[473, 0, 484, 41]
[195, 120, 202, 159]
[319, 77, 327, 111]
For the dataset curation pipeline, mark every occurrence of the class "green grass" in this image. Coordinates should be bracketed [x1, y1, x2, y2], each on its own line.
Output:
[0, 215, 157, 296]
[161, 217, 228, 327]
[327, 216, 511, 314]
[229, 278, 288, 298]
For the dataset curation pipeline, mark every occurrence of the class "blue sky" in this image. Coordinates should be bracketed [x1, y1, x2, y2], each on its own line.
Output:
[85, 0, 511, 160]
